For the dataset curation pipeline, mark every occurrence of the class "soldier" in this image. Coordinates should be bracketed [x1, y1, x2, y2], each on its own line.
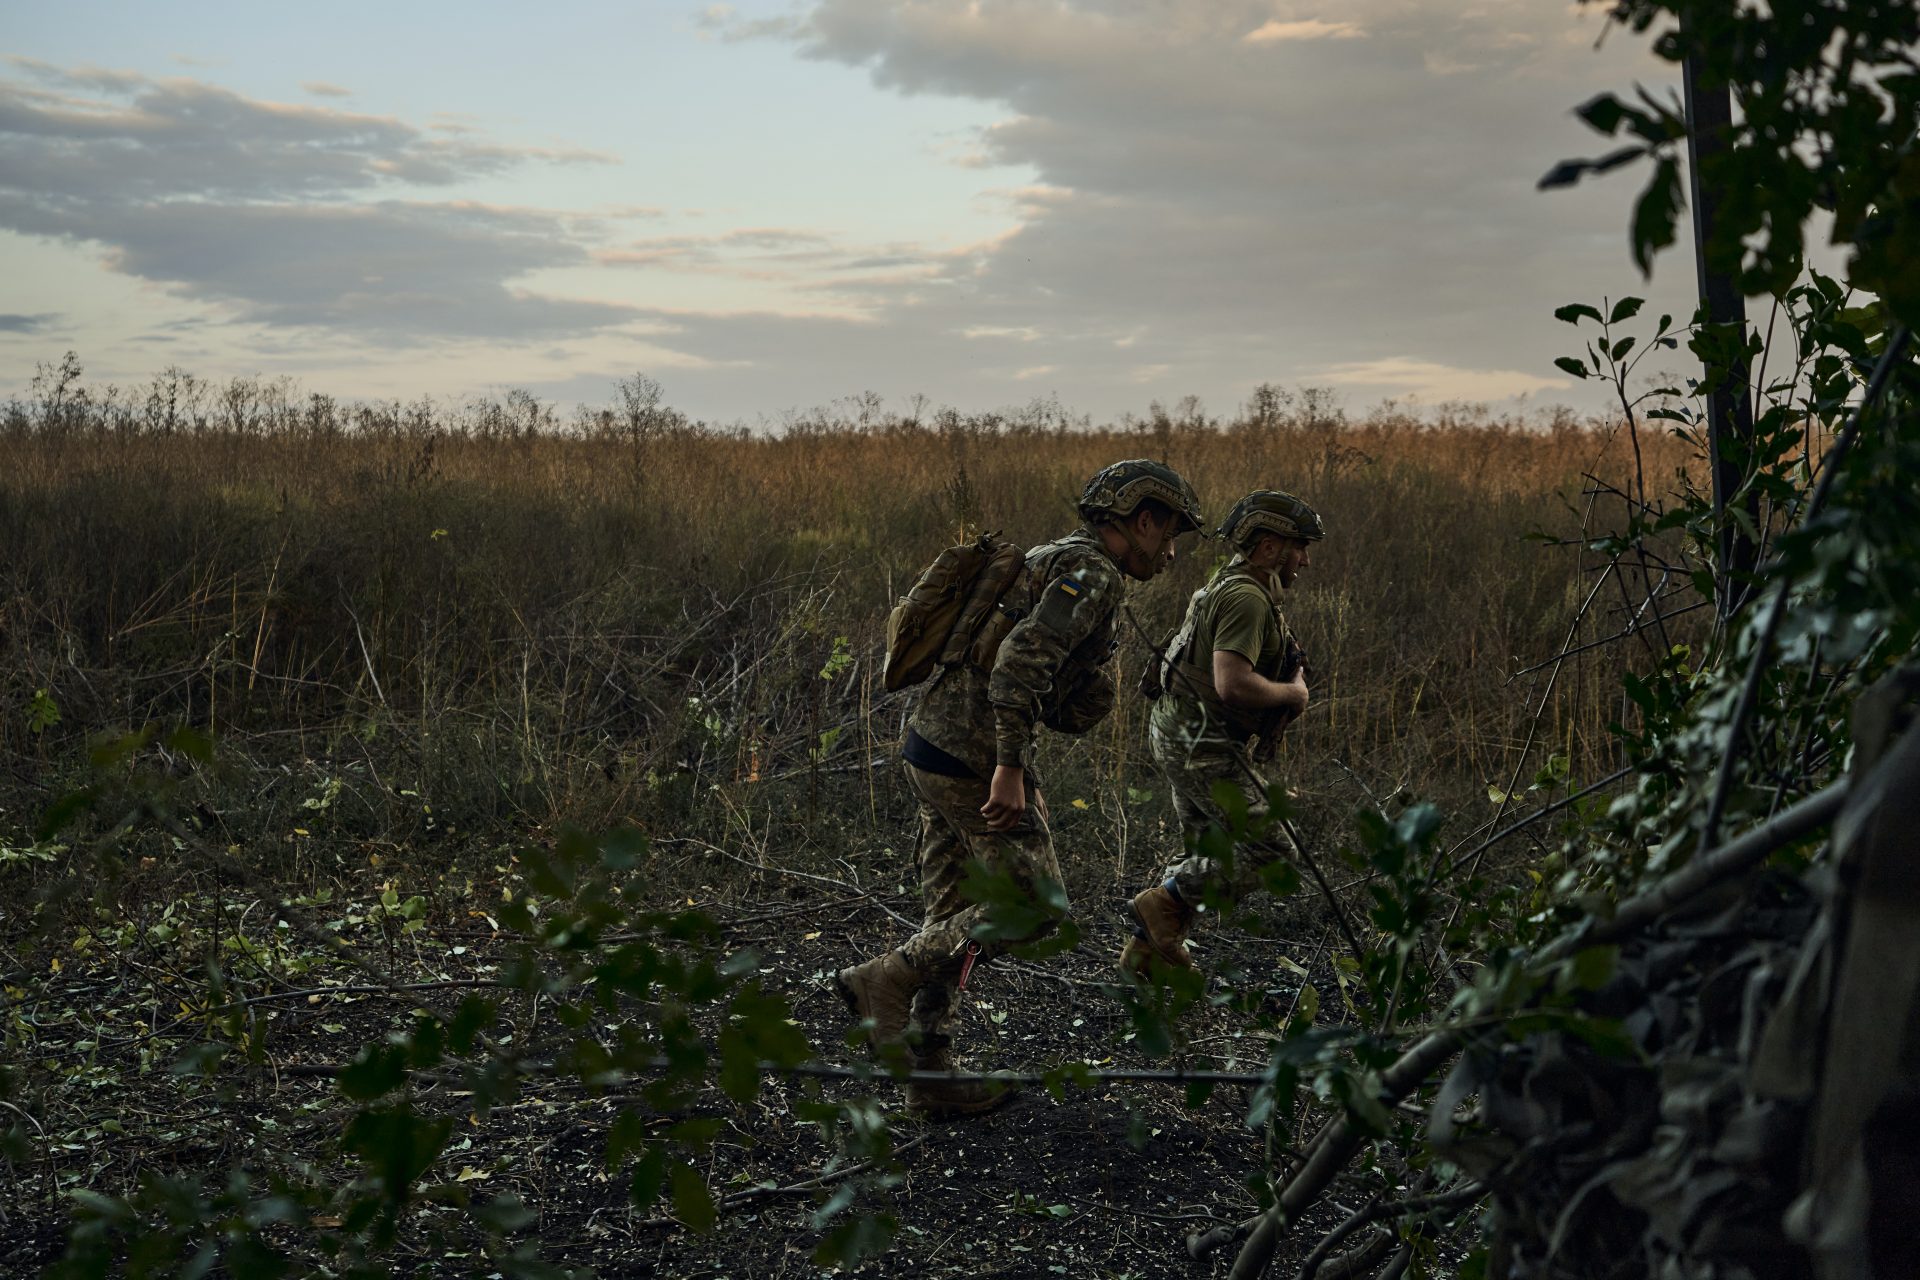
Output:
[1120, 489, 1325, 975]
[838, 459, 1204, 1116]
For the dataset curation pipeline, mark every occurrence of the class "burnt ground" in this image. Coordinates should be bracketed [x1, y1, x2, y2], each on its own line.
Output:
[1, 844, 1372, 1280]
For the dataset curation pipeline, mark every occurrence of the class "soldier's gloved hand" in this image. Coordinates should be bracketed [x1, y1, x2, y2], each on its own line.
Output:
[982, 764, 1028, 832]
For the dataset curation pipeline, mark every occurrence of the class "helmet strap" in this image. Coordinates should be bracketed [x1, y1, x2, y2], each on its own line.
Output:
[1115, 511, 1157, 576]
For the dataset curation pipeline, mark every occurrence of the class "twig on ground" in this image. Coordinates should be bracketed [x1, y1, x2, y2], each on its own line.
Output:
[632, 1135, 929, 1231]
[660, 838, 920, 931]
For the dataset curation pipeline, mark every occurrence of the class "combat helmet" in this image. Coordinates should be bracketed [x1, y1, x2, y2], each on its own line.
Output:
[1077, 459, 1205, 533]
[1216, 489, 1326, 550]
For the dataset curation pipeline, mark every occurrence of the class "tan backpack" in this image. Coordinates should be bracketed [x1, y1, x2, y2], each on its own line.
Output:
[882, 533, 1030, 692]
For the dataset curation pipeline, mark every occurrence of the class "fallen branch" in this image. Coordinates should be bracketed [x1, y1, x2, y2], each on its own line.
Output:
[1291, 1182, 1485, 1279]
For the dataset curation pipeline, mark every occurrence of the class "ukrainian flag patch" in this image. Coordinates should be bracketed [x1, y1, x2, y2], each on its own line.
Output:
[1036, 575, 1087, 630]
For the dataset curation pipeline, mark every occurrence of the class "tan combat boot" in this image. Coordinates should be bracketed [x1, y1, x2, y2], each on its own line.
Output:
[1120, 884, 1196, 974]
[905, 1034, 1018, 1119]
[834, 949, 924, 1056]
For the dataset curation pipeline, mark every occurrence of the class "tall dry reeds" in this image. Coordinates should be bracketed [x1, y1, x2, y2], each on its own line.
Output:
[0, 362, 1700, 893]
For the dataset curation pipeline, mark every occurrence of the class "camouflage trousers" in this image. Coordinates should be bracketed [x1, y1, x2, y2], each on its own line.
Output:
[1148, 721, 1300, 907]
[899, 763, 1065, 1040]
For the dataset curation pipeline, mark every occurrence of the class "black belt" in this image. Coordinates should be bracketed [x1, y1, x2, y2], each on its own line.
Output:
[901, 727, 978, 779]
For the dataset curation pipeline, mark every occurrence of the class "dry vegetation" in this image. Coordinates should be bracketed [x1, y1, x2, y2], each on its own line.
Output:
[0, 365, 1707, 1277]
[1, 368, 1699, 864]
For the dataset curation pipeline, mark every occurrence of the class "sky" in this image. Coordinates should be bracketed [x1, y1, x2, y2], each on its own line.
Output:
[0, 1, 1707, 428]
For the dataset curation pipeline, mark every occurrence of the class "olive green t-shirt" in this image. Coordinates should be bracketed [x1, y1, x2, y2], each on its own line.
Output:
[1208, 578, 1286, 670]
[1149, 565, 1288, 752]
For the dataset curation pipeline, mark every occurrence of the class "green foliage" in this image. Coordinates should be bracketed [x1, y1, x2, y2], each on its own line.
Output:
[22, 748, 903, 1276]
[1550, 0, 1920, 319]
[27, 686, 60, 735]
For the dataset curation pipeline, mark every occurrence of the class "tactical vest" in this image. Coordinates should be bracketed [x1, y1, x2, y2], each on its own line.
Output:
[1157, 566, 1286, 740]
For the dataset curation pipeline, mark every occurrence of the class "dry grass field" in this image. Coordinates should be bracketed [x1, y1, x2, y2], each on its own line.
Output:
[0, 370, 1710, 1277]
[0, 375, 1700, 855]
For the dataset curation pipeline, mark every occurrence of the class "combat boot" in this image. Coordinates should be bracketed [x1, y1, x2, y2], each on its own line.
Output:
[905, 1034, 1018, 1118]
[1121, 883, 1196, 973]
[834, 949, 925, 1055]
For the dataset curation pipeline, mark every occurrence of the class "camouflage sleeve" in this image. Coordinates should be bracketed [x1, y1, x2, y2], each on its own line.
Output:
[1042, 664, 1116, 736]
[988, 554, 1124, 767]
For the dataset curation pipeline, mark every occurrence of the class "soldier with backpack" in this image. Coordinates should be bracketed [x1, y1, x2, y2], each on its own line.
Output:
[1120, 489, 1325, 976]
[838, 459, 1205, 1116]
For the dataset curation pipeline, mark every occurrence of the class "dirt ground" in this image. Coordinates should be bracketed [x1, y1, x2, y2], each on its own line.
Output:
[1, 845, 1377, 1279]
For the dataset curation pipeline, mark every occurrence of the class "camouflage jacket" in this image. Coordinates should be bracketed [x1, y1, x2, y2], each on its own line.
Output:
[909, 527, 1125, 778]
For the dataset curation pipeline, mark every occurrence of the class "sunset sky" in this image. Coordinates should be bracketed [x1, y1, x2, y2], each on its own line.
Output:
[2, 1, 1705, 426]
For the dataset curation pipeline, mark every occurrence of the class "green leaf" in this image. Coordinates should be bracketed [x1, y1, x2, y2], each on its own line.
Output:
[629, 1147, 669, 1210]
[166, 725, 216, 764]
[606, 1110, 648, 1172]
[813, 1213, 897, 1269]
[474, 1193, 537, 1233]
[169, 1043, 227, 1077]
[1575, 93, 1628, 135]
[670, 1162, 717, 1233]
[36, 788, 96, 841]
[1608, 296, 1645, 324]
[447, 996, 495, 1054]
[1630, 155, 1683, 276]
[716, 1028, 760, 1104]
[337, 1043, 408, 1101]
[1554, 357, 1590, 380]
[666, 1117, 724, 1148]
[1209, 778, 1251, 830]
[1553, 303, 1603, 326]
[599, 826, 648, 871]
[1567, 945, 1619, 993]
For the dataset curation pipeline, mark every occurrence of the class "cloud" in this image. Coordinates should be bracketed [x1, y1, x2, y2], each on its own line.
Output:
[302, 80, 352, 98]
[1314, 356, 1562, 401]
[0, 312, 59, 334]
[594, 226, 946, 295]
[0, 61, 635, 341]
[1242, 19, 1365, 44]
[664, 0, 1691, 418]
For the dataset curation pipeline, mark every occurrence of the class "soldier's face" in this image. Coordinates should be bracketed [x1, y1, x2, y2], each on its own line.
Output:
[1274, 538, 1312, 589]
[1125, 509, 1180, 580]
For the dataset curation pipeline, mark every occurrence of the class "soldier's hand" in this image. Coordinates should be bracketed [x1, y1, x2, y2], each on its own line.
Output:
[982, 765, 1028, 831]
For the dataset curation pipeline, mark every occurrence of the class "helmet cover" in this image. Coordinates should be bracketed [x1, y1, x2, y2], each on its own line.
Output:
[1216, 489, 1326, 549]
[1077, 458, 1205, 533]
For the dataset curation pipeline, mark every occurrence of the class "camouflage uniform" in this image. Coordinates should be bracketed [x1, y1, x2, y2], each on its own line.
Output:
[1148, 557, 1302, 904]
[899, 527, 1125, 1040]
[841, 460, 1202, 1112]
